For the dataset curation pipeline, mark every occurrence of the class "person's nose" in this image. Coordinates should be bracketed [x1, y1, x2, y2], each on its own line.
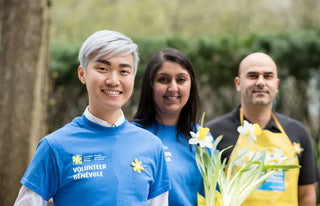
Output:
[256, 74, 266, 87]
[105, 72, 119, 86]
[168, 80, 178, 92]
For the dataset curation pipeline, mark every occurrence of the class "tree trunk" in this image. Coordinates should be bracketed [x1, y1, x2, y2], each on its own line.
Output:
[0, 0, 50, 205]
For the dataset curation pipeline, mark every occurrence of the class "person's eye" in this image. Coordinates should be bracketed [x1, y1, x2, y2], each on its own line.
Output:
[247, 74, 257, 79]
[157, 77, 169, 83]
[120, 69, 131, 75]
[264, 74, 273, 79]
[177, 77, 187, 83]
[97, 67, 107, 72]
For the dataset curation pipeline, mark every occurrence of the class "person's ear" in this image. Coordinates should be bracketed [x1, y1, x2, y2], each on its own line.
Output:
[78, 66, 86, 84]
[235, 76, 241, 92]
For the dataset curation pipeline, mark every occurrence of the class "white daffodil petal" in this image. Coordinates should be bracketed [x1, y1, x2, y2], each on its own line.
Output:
[244, 120, 251, 127]
[206, 142, 213, 149]
[199, 141, 205, 148]
[237, 126, 246, 134]
[248, 137, 254, 146]
[189, 131, 198, 138]
[188, 138, 199, 145]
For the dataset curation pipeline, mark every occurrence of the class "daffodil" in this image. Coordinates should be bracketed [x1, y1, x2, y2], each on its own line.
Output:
[237, 120, 261, 146]
[191, 113, 300, 206]
[131, 158, 144, 173]
[189, 126, 213, 149]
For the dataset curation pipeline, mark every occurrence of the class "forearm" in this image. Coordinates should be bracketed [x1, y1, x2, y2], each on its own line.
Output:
[298, 184, 316, 206]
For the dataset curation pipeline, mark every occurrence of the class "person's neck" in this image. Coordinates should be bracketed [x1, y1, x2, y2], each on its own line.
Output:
[241, 103, 272, 129]
[89, 107, 122, 125]
[156, 113, 179, 126]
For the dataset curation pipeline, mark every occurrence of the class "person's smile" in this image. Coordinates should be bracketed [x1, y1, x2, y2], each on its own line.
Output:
[164, 94, 180, 102]
[102, 89, 122, 97]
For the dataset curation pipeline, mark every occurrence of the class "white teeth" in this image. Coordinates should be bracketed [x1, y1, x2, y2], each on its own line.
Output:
[167, 96, 178, 100]
[104, 90, 120, 95]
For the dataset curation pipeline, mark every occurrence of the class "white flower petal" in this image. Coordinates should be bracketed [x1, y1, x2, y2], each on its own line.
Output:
[205, 142, 213, 149]
[248, 137, 254, 146]
[237, 126, 246, 134]
[189, 131, 198, 138]
[188, 138, 199, 145]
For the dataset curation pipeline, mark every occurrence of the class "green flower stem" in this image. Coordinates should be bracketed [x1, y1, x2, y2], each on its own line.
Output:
[193, 113, 300, 205]
[195, 135, 300, 206]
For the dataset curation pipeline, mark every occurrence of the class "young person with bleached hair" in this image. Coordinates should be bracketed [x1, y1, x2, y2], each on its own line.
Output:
[15, 30, 170, 206]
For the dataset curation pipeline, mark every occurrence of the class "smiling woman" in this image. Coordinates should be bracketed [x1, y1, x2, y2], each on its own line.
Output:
[153, 61, 191, 125]
[132, 48, 212, 206]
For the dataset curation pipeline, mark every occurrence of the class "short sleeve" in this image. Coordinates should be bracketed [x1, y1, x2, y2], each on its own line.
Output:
[297, 127, 320, 185]
[148, 146, 170, 199]
[20, 138, 60, 201]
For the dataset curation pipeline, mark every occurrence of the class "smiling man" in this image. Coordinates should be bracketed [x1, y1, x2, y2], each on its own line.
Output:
[205, 52, 319, 206]
[15, 30, 170, 206]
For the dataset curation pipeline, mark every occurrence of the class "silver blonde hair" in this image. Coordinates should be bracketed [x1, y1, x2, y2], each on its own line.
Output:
[78, 30, 139, 74]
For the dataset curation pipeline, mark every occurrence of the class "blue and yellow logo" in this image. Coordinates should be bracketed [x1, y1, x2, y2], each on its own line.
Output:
[73, 155, 82, 165]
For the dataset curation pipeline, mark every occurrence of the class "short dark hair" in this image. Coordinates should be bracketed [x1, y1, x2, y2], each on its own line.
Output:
[133, 48, 200, 142]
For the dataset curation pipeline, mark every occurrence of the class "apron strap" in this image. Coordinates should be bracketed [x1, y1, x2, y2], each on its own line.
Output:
[271, 112, 286, 134]
[240, 108, 244, 125]
[239, 108, 285, 134]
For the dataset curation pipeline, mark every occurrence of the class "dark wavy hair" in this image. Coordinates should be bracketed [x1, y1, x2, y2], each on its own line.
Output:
[133, 48, 200, 142]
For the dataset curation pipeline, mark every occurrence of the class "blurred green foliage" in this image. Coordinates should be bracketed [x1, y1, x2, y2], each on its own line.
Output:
[49, 29, 320, 129]
[50, 30, 320, 90]
[50, 0, 320, 41]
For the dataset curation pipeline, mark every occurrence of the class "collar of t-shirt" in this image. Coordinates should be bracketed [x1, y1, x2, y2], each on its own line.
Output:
[84, 106, 125, 127]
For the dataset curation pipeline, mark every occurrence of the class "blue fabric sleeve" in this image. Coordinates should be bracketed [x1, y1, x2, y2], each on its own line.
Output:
[20, 139, 59, 201]
[148, 146, 171, 199]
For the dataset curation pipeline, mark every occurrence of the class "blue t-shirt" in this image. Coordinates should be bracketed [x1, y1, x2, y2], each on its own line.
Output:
[21, 115, 170, 206]
[134, 122, 204, 206]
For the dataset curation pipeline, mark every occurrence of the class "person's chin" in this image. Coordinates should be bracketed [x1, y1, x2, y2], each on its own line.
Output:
[252, 100, 270, 105]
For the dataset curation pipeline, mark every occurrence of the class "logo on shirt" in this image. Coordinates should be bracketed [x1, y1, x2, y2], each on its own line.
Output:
[131, 158, 145, 173]
[293, 142, 303, 155]
[72, 153, 107, 180]
[73, 155, 82, 165]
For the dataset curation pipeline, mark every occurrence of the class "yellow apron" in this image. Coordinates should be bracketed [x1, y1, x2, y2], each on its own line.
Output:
[229, 109, 300, 206]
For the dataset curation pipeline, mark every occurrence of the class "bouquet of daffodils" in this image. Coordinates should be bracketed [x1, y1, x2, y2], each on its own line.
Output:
[189, 113, 300, 206]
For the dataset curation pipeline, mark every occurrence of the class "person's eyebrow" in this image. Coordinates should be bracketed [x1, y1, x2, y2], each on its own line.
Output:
[156, 72, 188, 76]
[96, 59, 133, 69]
[96, 59, 111, 66]
[246, 71, 274, 75]
[264, 71, 274, 75]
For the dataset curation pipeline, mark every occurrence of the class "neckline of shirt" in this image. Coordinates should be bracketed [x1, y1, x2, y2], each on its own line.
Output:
[84, 106, 125, 127]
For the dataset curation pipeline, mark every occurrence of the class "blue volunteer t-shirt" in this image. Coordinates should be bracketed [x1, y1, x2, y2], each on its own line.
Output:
[134, 122, 205, 206]
[21, 115, 170, 206]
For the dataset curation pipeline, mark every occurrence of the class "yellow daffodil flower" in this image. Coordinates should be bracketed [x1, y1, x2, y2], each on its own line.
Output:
[237, 120, 261, 146]
[199, 127, 210, 141]
[191, 113, 300, 206]
[131, 158, 144, 173]
[253, 123, 262, 136]
[189, 127, 213, 148]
